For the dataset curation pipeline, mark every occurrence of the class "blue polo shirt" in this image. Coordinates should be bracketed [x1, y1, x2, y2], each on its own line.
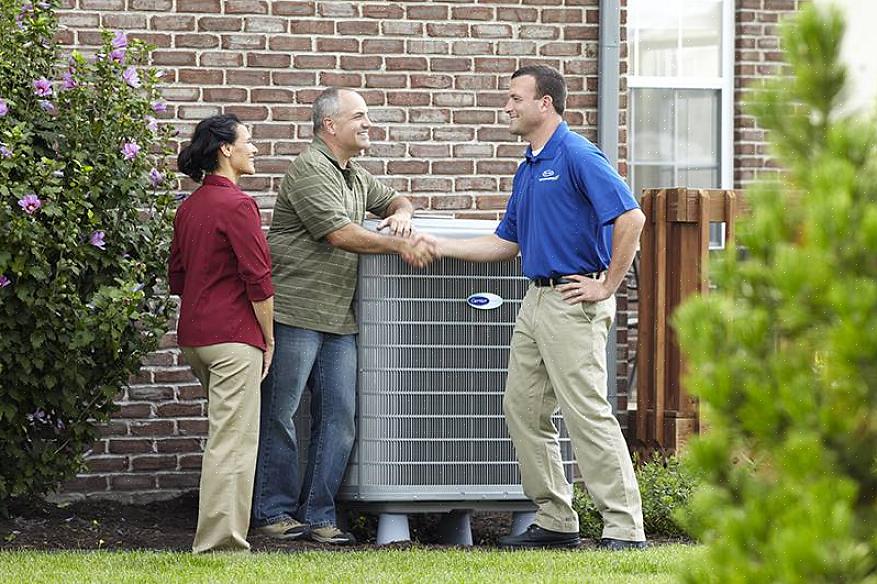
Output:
[495, 122, 639, 280]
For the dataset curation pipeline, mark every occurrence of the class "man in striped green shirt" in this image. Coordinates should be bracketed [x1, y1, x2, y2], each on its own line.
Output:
[251, 88, 436, 545]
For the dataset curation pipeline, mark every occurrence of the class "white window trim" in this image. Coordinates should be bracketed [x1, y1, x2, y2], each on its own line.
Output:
[720, 0, 734, 190]
[629, 76, 724, 90]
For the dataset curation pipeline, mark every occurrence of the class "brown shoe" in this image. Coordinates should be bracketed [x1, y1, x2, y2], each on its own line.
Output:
[253, 518, 307, 540]
[308, 525, 357, 545]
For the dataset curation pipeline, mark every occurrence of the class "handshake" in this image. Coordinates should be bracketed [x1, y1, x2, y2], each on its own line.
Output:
[398, 232, 441, 268]
[376, 214, 442, 269]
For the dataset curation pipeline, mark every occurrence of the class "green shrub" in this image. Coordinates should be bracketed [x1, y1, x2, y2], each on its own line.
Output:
[673, 6, 877, 582]
[573, 452, 698, 539]
[0, 0, 175, 509]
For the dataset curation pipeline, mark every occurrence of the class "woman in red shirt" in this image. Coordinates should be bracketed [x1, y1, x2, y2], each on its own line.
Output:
[169, 114, 274, 553]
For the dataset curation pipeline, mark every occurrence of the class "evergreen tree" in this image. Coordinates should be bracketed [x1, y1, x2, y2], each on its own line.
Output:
[675, 5, 877, 582]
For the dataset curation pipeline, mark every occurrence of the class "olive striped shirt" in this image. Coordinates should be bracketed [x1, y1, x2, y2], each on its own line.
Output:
[268, 137, 397, 334]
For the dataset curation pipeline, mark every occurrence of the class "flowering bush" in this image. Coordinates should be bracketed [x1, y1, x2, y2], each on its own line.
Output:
[674, 6, 877, 582]
[0, 0, 175, 508]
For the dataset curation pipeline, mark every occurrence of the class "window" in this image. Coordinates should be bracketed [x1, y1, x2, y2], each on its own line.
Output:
[628, 0, 734, 247]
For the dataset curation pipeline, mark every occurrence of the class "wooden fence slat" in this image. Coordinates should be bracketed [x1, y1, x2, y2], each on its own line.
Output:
[654, 189, 668, 446]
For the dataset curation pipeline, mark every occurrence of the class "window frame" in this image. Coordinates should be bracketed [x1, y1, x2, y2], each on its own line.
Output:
[628, 0, 735, 190]
[627, 0, 735, 247]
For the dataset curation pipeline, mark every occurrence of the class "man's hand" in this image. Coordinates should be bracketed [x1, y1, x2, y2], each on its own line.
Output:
[400, 232, 440, 268]
[377, 211, 413, 238]
[556, 274, 612, 304]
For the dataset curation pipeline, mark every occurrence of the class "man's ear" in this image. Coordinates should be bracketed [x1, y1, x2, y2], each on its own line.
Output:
[541, 94, 554, 113]
[323, 117, 336, 135]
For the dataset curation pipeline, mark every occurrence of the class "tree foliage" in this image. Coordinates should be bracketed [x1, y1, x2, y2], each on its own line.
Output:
[0, 0, 175, 508]
[674, 6, 877, 582]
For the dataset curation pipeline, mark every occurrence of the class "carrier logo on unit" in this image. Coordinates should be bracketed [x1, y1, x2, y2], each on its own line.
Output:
[466, 292, 504, 310]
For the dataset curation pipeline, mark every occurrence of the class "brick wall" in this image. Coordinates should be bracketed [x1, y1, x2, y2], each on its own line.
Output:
[55, 0, 610, 501]
[734, 0, 803, 187]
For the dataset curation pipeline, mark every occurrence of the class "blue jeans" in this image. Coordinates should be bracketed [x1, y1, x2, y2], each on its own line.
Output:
[250, 323, 357, 528]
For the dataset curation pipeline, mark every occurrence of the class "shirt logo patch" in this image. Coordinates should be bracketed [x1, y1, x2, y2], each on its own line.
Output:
[538, 169, 560, 182]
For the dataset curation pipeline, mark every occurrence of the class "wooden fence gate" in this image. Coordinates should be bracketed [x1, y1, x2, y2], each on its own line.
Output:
[632, 188, 744, 452]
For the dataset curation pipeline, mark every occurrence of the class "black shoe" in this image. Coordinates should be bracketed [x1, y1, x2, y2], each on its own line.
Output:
[498, 524, 581, 549]
[598, 537, 648, 550]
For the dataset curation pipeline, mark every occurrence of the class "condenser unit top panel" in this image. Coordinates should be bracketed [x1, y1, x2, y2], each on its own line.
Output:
[363, 216, 501, 240]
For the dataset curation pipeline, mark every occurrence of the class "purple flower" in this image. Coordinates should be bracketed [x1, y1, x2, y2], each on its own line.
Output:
[18, 193, 42, 214]
[39, 100, 56, 114]
[111, 31, 128, 49]
[148, 167, 163, 187]
[145, 115, 158, 132]
[32, 77, 52, 97]
[0, 144, 11, 158]
[37, 1, 50, 8]
[0, 99, 7, 116]
[89, 230, 106, 250]
[0, 275, 10, 288]
[151, 100, 167, 113]
[122, 66, 140, 88]
[26, 408, 46, 423]
[61, 71, 77, 90]
[120, 141, 140, 160]
[110, 48, 126, 62]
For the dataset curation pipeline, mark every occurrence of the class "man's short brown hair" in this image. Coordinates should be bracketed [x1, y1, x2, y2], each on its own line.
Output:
[511, 65, 567, 115]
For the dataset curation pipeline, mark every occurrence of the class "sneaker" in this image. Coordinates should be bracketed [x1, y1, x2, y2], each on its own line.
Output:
[253, 518, 308, 540]
[308, 525, 357, 545]
[498, 524, 581, 549]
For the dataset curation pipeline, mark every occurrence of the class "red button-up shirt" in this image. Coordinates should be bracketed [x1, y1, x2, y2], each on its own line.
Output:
[169, 175, 274, 350]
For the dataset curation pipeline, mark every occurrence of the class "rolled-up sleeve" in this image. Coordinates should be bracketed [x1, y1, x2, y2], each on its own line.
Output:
[225, 198, 274, 301]
[168, 218, 185, 296]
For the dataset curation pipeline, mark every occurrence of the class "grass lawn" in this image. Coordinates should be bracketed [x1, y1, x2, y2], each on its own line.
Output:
[0, 545, 701, 583]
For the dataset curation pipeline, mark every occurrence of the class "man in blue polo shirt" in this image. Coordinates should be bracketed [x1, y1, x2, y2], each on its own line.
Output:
[438, 65, 647, 549]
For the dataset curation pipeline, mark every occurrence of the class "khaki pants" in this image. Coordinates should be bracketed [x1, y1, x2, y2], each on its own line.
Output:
[181, 343, 262, 553]
[503, 285, 645, 541]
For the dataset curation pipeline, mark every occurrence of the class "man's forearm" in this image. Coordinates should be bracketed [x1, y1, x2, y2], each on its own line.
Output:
[439, 234, 520, 263]
[603, 208, 646, 294]
[382, 196, 414, 219]
[325, 222, 412, 255]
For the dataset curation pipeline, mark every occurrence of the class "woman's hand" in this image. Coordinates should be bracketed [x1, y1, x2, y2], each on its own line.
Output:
[262, 341, 274, 381]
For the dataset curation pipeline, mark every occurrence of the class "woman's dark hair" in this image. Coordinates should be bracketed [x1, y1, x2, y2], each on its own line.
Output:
[177, 114, 242, 182]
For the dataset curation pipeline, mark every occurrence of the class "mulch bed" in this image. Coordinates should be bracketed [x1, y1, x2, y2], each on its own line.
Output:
[0, 493, 514, 551]
[1, 494, 688, 551]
